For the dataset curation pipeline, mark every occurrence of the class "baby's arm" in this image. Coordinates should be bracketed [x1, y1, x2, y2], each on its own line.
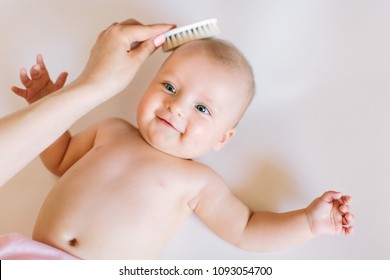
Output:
[39, 124, 99, 176]
[193, 172, 354, 251]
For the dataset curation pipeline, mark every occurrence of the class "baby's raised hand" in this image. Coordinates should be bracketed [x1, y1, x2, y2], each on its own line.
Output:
[11, 54, 68, 104]
[305, 191, 354, 236]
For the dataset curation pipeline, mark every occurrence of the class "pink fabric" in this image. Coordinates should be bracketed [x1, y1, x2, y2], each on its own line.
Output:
[0, 232, 79, 260]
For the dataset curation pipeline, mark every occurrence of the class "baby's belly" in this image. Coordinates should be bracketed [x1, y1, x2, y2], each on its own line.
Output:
[34, 216, 171, 259]
[33, 219, 172, 259]
[32, 170, 192, 259]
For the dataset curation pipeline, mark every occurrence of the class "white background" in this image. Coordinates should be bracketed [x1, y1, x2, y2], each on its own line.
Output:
[0, 0, 389, 259]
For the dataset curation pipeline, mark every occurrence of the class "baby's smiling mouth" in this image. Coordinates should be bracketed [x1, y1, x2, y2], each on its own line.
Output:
[157, 116, 181, 133]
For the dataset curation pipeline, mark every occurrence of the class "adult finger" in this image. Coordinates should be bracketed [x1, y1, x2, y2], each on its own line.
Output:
[119, 18, 142, 25]
[120, 23, 174, 45]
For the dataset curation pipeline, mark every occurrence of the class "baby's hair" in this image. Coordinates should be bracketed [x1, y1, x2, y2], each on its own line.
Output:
[200, 38, 255, 105]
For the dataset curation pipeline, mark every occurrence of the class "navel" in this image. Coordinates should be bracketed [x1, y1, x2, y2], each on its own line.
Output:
[68, 238, 78, 247]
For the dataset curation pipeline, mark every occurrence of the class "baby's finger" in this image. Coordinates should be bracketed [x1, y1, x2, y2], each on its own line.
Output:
[19, 68, 33, 88]
[344, 212, 355, 224]
[320, 190, 342, 203]
[36, 54, 46, 69]
[30, 64, 42, 80]
[343, 225, 354, 235]
[342, 214, 354, 229]
[340, 195, 352, 205]
[36, 54, 51, 79]
[10, 86, 27, 98]
[339, 204, 350, 214]
[54, 72, 68, 89]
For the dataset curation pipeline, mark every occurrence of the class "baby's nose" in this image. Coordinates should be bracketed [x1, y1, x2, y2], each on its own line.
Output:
[167, 100, 186, 117]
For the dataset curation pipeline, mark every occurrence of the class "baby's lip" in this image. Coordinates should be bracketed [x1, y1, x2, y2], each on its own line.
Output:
[157, 116, 182, 133]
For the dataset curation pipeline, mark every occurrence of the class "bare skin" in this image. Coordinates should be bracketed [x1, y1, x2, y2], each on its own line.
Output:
[12, 42, 354, 259]
[0, 19, 174, 187]
[33, 119, 210, 259]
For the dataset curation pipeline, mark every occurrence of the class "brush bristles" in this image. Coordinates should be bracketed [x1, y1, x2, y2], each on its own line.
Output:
[162, 19, 220, 52]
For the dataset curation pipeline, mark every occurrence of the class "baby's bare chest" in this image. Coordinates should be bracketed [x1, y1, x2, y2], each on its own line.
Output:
[56, 139, 203, 209]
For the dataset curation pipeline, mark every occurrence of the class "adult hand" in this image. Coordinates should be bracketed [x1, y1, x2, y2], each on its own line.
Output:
[77, 19, 174, 95]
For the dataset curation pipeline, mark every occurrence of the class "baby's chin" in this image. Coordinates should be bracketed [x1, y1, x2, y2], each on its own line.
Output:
[137, 127, 213, 159]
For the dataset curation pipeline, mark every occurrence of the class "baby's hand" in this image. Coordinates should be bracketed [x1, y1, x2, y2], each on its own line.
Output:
[305, 190, 354, 236]
[11, 54, 68, 104]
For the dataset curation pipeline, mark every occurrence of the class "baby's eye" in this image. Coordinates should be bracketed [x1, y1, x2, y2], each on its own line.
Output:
[195, 104, 211, 115]
[163, 82, 176, 94]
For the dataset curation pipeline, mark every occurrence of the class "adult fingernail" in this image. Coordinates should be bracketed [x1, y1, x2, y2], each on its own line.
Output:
[153, 34, 166, 47]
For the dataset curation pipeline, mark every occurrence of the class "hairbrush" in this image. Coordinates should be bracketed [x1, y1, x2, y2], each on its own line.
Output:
[162, 19, 220, 52]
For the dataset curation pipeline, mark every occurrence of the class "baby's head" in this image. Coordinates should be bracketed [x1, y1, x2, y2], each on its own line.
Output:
[137, 38, 255, 159]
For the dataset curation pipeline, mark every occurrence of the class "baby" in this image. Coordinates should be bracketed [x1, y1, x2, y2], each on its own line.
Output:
[10, 38, 354, 259]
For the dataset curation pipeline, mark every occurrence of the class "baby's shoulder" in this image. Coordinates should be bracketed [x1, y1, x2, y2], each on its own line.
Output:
[96, 117, 137, 135]
[93, 117, 138, 143]
[182, 160, 224, 186]
[97, 117, 134, 130]
[181, 161, 231, 209]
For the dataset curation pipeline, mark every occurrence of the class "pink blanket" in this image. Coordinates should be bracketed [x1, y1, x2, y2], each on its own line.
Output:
[0, 232, 79, 260]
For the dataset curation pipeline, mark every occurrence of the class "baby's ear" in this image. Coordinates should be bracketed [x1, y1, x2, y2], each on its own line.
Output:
[213, 128, 236, 152]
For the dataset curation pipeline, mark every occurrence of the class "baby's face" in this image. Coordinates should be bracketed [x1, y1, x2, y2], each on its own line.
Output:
[137, 48, 246, 159]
